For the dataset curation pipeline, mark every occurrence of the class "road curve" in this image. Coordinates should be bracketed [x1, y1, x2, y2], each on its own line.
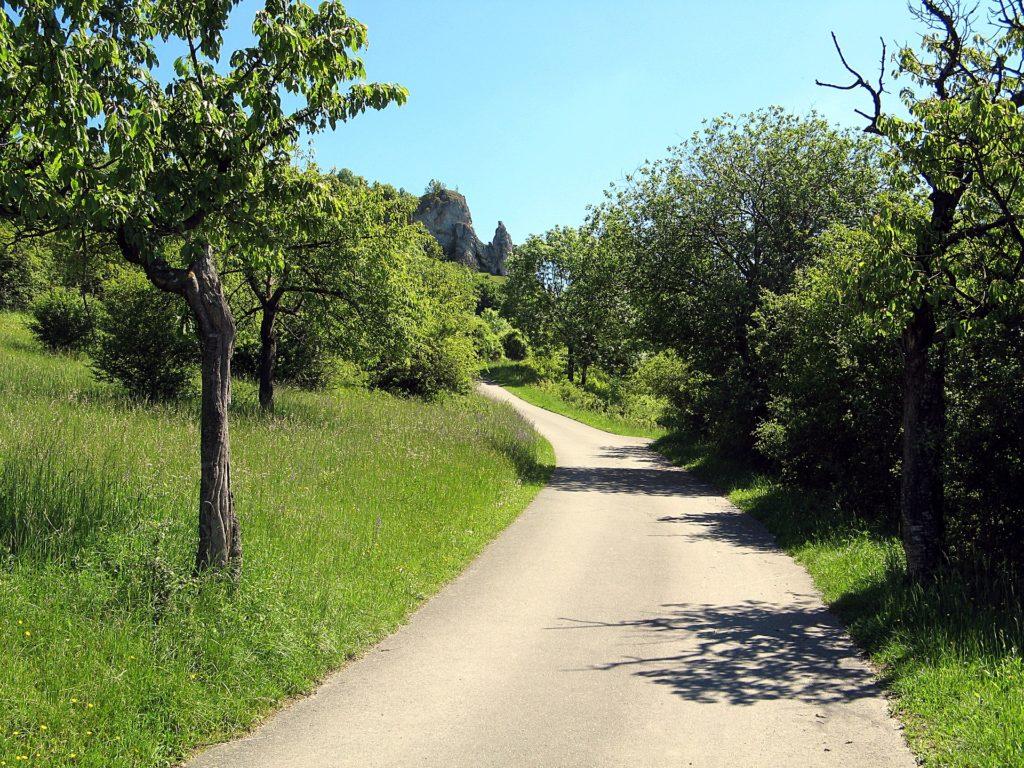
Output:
[189, 382, 915, 768]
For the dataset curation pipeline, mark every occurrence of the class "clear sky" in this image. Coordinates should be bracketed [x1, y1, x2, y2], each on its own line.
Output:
[237, 1, 925, 242]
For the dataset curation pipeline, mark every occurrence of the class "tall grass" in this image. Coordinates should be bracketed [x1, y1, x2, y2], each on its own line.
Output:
[0, 313, 553, 768]
[656, 433, 1024, 768]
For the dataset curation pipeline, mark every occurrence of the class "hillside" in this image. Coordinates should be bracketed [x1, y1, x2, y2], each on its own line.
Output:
[0, 314, 552, 768]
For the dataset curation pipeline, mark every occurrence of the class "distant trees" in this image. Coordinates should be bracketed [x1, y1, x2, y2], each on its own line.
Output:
[820, 0, 1024, 580]
[504, 226, 631, 386]
[1, 0, 407, 574]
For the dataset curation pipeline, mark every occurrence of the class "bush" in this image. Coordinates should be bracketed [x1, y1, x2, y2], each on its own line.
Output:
[501, 329, 529, 361]
[28, 286, 95, 351]
[92, 271, 198, 400]
[372, 333, 476, 398]
[469, 315, 504, 362]
[751, 231, 901, 516]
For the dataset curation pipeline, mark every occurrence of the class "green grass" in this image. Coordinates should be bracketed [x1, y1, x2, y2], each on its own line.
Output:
[483, 361, 667, 439]
[0, 313, 553, 768]
[655, 433, 1024, 768]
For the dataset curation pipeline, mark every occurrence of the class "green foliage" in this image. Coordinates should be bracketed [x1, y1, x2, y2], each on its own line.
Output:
[27, 286, 94, 352]
[0, 313, 551, 768]
[473, 273, 505, 314]
[503, 225, 633, 377]
[469, 315, 504, 362]
[501, 328, 529, 361]
[751, 228, 901, 514]
[604, 107, 881, 447]
[92, 271, 198, 401]
[0, 232, 49, 311]
[370, 258, 479, 398]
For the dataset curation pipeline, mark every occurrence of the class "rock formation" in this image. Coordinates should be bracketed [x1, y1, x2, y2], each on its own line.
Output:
[413, 187, 512, 276]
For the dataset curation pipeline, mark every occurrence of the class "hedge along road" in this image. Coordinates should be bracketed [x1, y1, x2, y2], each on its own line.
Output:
[189, 383, 916, 768]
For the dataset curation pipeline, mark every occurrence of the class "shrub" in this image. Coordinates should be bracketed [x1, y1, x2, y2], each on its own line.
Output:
[751, 231, 901, 516]
[501, 329, 529, 361]
[28, 286, 95, 351]
[92, 271, 198, 400]
[372, 333, 475, 398]
[469, 315, 504, 362]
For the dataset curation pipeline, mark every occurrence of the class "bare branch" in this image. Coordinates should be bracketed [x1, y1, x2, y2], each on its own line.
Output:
[816, 32, 885, 134]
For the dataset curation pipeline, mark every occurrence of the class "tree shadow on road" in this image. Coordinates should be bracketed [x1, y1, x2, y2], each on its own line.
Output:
[551, 600, 882, 706]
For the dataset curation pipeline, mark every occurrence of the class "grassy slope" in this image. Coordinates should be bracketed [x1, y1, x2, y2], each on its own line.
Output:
[657, 434, 1024, 768]
[0, 314, 553, 768]
[483, 362, 666, 439]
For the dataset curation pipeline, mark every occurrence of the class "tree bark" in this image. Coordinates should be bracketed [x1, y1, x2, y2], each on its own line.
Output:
[258, 303, 278, 412]
[183, 245, 242, 576]
[580, 362, 589, 389]
[567, 343, 575, 383]
[899, 301, 946, 582]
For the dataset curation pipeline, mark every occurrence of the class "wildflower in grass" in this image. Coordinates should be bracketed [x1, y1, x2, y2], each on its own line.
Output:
[38, 724, 46, 731]
[23, 630, 30, 637]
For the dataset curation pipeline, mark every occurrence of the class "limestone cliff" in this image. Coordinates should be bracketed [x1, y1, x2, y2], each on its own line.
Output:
[413, 187, 512, 276]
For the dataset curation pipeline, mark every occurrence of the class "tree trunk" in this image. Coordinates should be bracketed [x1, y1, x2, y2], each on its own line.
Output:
[580, 363, 589, 388]
[258, 303, 277, 412]
[567, 344, 575, 383]
[899, 301, 946, 582]
[183, 245, 242, 576]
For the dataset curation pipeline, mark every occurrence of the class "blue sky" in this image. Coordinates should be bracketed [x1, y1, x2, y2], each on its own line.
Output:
[232, 1, 924, 242]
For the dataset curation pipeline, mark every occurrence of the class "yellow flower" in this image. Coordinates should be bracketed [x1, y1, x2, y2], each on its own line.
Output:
[86, 703, 94, 709]
[70, 698, 78, 704]
[39, 724, 46, 731]
[85, 730, 93, 736]
[17, 619, 22, 625]
[23, 630, 30, 637]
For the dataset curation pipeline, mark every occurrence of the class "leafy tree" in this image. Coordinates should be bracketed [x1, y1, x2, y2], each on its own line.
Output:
[1, 0, 406, 573]
[504, 226, 630, 386]
[820, 0, 1024, 579]
[228, 168, 423, 411]
[606, 108, 881, 446]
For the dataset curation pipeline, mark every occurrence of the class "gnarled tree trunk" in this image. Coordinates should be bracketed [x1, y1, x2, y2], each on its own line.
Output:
[183, 245, 242, 575]
[899, 301, 946, 581]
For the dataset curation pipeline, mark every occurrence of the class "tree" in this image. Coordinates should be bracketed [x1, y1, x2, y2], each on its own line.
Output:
[1, 0, 406, 574]
[606, 108, 880, 445]
[503, 226, 630, 386]
[820, 0, 1024, 580]
[229, 168, 422, 411]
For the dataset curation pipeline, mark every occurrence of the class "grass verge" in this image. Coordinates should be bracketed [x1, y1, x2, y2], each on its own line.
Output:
[655, 433, 1024, 768]
[0, 313, 553, 768]
[483, 361, 666, 439]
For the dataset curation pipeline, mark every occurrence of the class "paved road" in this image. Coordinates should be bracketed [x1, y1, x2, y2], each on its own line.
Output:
[189, 383, 915, 768]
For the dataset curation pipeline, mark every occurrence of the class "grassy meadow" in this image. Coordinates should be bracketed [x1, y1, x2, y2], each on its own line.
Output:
[483, 361, 666, 439]
[0, 313, 553, 768]
[656, 434, 1024, 768]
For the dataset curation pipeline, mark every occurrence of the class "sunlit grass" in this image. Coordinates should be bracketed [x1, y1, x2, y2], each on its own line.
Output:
[656, 433, 1024, 768]
[483, 361, 667, 439]
[0, 313, 553, 768]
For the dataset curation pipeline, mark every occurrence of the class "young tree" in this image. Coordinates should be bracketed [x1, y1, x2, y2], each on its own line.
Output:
[1, 0, 406, 573]
[820, 0, 1024, 580]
